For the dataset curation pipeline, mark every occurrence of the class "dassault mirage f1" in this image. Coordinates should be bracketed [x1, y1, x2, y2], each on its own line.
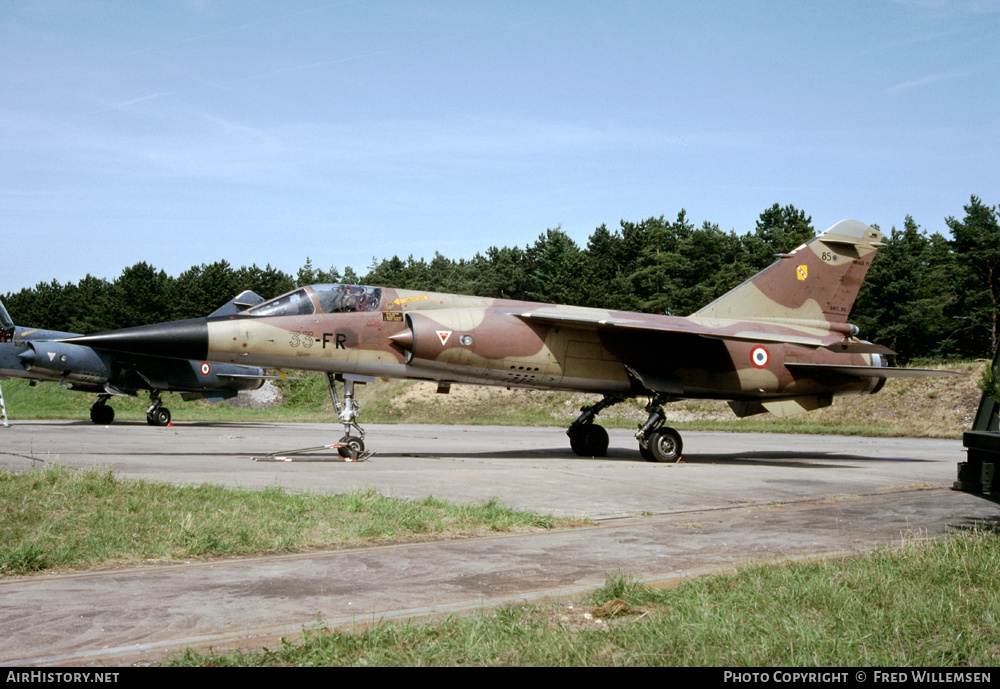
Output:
[0, 292, 269, 425]
[61, 220, 957, 458]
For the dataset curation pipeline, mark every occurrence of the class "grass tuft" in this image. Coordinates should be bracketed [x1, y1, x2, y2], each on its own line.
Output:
[161, 530, 1000, 666]
[0, 466, 584, 576]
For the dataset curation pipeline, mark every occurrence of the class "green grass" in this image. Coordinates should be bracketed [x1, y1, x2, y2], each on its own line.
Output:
[161, 531, 1000, 666]
[0, 465, 583, 576]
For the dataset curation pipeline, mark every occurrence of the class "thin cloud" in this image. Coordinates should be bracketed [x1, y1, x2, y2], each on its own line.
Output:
[886, 69, 968, 94]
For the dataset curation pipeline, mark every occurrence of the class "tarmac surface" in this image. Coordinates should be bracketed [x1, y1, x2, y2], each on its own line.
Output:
[1, 420, 998, 666]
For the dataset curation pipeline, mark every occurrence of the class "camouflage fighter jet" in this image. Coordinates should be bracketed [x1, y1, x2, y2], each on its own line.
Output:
[0, 291, 269, 425]
[59, 220, 957, 458]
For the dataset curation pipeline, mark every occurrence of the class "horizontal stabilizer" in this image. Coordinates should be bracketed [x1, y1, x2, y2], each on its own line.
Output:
[786, 363, 965, 379]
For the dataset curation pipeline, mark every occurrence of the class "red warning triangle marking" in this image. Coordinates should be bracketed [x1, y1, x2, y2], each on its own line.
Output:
[436, 330, 452, 345]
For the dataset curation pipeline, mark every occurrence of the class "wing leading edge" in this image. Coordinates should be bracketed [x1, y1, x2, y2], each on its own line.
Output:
[512, 311, 947, 378]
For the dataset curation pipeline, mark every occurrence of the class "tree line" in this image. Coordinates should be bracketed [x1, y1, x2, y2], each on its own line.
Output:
[4, 197, 998, 362]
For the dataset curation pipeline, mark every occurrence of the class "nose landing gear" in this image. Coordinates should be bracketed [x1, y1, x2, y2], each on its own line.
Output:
[326, 373, 372, 460]
[252, 373, 375, 462]
[146, 390, 171, 426]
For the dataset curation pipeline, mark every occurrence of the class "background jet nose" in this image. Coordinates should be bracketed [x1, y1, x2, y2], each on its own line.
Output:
[57, 318, 211, 361]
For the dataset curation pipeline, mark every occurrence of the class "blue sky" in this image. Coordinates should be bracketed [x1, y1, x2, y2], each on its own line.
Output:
[2, 0, 998, 296]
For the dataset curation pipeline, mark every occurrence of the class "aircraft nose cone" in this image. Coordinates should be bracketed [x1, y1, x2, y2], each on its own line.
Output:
[58, 319, 210, 361]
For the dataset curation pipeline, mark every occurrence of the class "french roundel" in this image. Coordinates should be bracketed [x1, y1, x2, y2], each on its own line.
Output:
[751, 346, 769, 369]
[200, 362, 211, 376]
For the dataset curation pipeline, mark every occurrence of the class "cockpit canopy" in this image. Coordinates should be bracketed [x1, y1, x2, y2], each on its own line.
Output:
[245, 284, 383, 317]
[0, 301, 13, 342]
[0, 301, 12, 328]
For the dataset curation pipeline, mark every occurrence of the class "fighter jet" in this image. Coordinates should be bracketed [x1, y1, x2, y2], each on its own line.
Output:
[60, 220, 958, 457]
[0, 291, 269, 425]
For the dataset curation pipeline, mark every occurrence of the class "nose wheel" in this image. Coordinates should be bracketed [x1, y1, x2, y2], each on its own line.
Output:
[251, 374, 373, 462]
[146, 390, 171, 426]
[326, 373, 372, 460]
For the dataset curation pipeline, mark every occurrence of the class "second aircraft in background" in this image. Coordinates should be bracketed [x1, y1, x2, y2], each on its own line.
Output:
[0, 291, 270, 425]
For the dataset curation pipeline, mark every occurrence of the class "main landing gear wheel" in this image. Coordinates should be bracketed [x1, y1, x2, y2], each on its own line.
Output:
[635, 393, 684, 463]
[640, 427, 682, 462]
[90, 395, 115, 425]
[568, 423, 609, 457]
[567, 395, 624, 457]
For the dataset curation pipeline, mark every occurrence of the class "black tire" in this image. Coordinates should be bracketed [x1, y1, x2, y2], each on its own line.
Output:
[147, 408, 171, 427]
[90, 405, 115, 425]
[638, 436, 654, 461]
[569, 424, 609, 457]
[644, 427, 682, 462]
[339, 435, 365, 459]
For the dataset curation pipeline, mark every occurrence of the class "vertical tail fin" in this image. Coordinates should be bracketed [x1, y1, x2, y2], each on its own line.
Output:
[693, 219, 883, 324]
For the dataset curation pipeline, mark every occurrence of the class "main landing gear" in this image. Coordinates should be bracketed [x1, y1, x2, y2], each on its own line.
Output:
[567, 395, 622, 457]
[88, 389, 171, 426]
[566, 393, 683, 462]
[635, 393, 682, 463]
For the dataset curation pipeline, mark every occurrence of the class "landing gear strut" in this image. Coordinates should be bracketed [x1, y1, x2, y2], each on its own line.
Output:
[146, 390, 171, 426]
[326, 373, 369, 459]
[252, 374, 374, 463]
[635, 393, 683, 462]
